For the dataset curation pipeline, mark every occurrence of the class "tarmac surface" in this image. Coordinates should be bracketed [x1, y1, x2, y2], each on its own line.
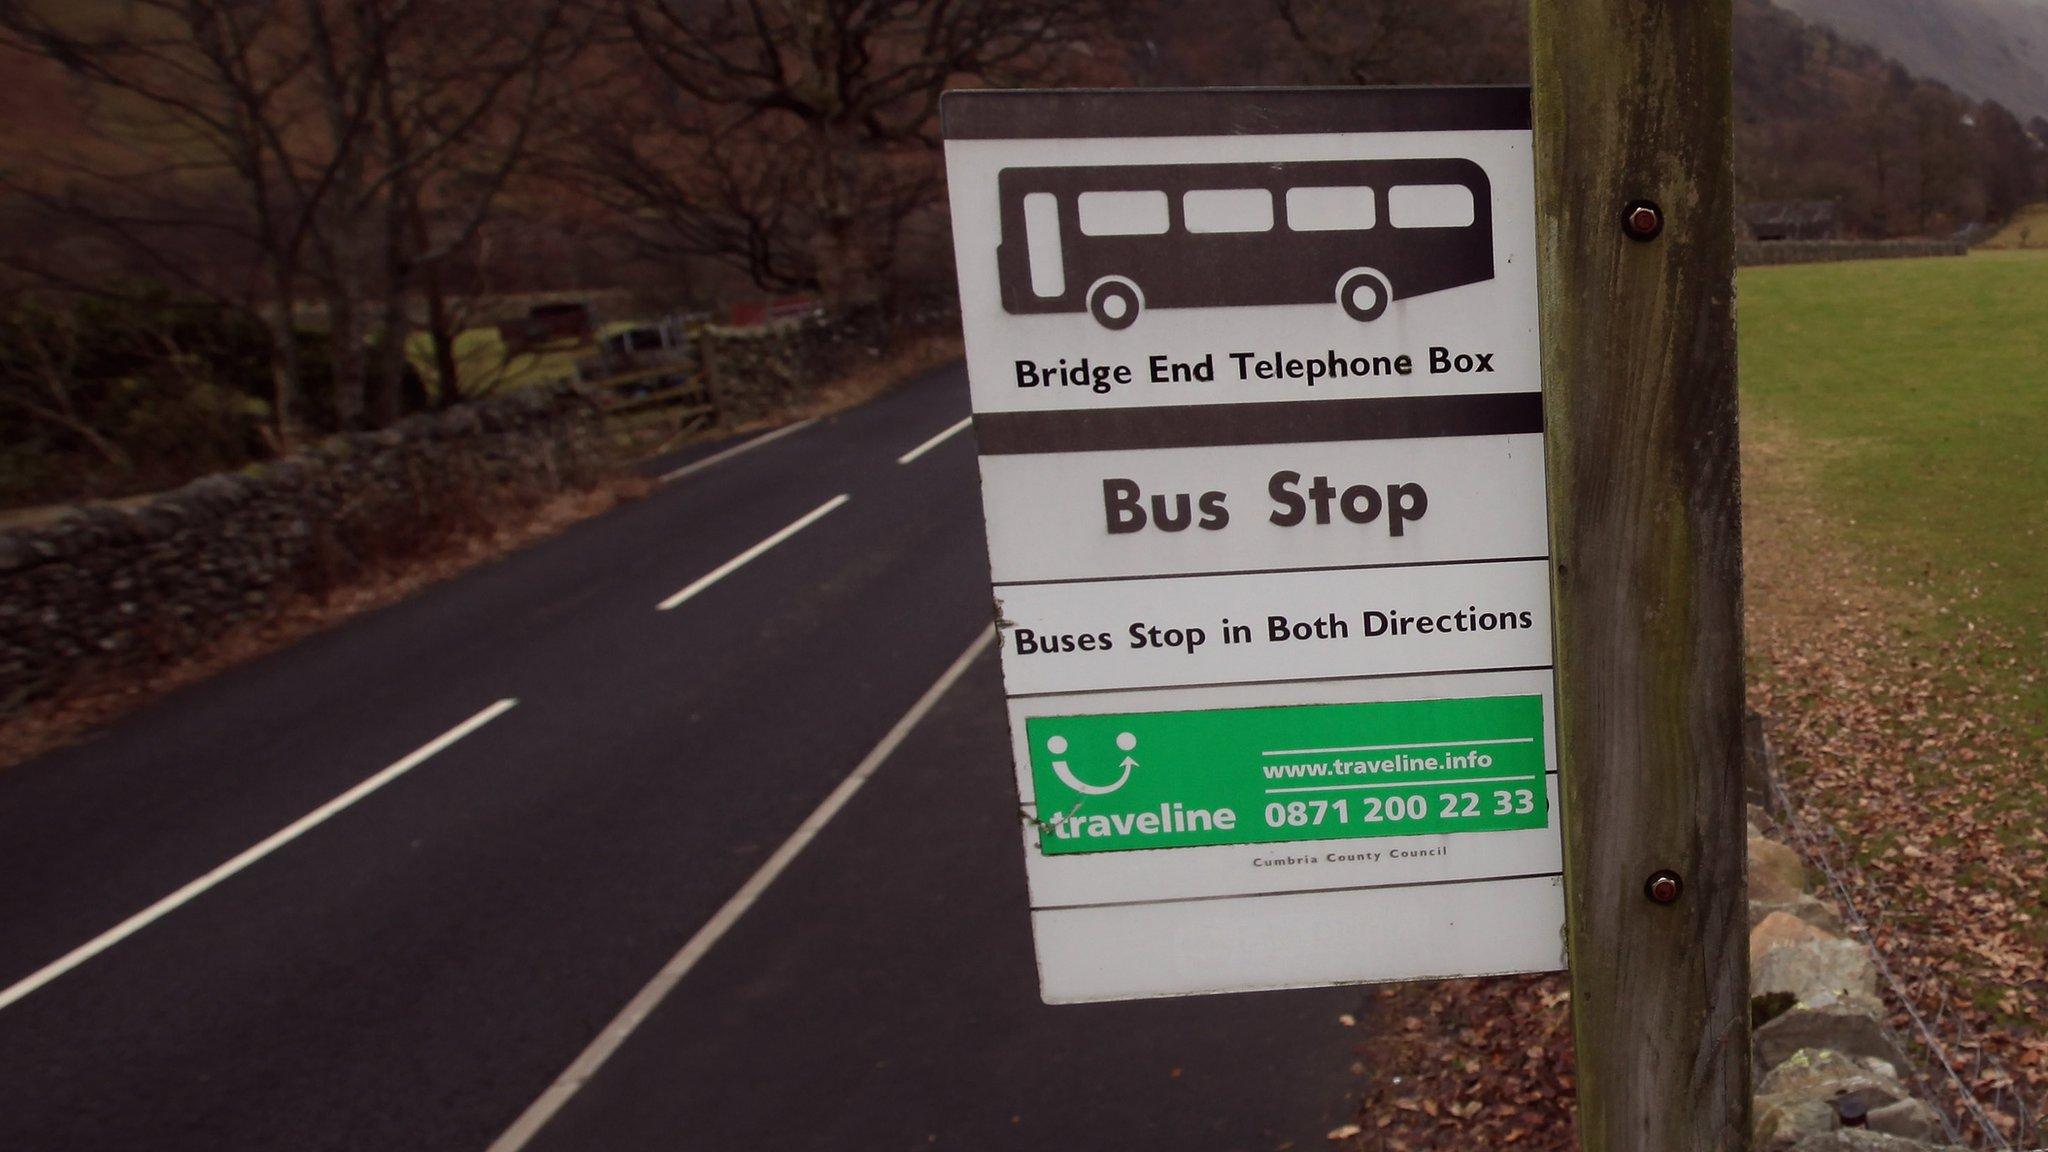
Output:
[0, 364, 1371, 1151]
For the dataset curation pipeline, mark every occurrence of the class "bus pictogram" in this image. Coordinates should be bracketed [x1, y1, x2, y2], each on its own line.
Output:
[994, 157, 1495, 329]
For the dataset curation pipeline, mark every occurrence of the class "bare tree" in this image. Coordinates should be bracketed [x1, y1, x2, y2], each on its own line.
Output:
[1270, 0, 1527, 86]
[571, 98, 816, 297]
[0, 0, 584, 436]
[0, 283, 286, 500]
[588, 0, 1106, 314]
[0, 293, 135, 477]
[315, 0, 589, 422]
[0, 0, 361, 439]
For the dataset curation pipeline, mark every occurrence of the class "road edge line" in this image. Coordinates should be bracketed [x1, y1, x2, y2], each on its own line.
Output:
[895, 415, 972, 465]
[0, 698, 519, 1014]
[485, 627, 996, 1152]
[656, 494, 849, 611]
[657, 417, 818, 484]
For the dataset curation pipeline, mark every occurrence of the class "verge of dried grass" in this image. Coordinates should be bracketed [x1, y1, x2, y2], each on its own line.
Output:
[1744, 421, 2048, 1136]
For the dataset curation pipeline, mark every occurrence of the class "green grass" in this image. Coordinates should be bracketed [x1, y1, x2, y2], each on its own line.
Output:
[404, 320, 655, 398]
[1743, 250, 2048, 1053]
[405, 327, 582, 397]
[1740, 249, 2048, 720]
[1979, 203, 2048, 250]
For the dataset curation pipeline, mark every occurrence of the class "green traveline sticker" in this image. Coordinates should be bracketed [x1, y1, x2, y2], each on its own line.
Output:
[1026, 695, 1547, 855]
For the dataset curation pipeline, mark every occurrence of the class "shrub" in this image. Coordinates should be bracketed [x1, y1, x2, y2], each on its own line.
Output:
[0, 287, 344, 506]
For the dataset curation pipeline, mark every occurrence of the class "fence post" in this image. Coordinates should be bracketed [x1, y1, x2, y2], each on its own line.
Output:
[1529, 2, 1751, 1149]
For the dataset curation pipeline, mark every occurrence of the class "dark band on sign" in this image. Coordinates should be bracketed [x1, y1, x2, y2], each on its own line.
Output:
[941, 86, 1532, 140]
[974, 392, 1544, 455]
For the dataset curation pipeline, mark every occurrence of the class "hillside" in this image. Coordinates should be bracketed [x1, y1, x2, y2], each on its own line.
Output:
[1775, 0, 2048, 122]
[1733, 0, 2047, 235]
[1109, 0, 2045, 237]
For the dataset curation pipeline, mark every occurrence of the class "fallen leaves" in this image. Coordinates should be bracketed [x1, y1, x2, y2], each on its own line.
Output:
[1744, 419, 2048, 1137]
[1326, 420, 2047, 1149]
[1336, 976, 1578, 1151]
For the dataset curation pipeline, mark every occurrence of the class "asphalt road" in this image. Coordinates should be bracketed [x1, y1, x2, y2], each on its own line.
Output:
[0, 364, 1372, 1151]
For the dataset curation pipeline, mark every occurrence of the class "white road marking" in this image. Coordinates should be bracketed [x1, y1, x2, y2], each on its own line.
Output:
[486, 626, 996, 1152]
[0, 698, 519, 1014]
[658, 418, 818, 484]
[895, 416, 972, 465]
[656, 495, 849, 611]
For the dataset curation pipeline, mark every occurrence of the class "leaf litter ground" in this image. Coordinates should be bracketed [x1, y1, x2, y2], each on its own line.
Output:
[1331, 411, 2047, 1151]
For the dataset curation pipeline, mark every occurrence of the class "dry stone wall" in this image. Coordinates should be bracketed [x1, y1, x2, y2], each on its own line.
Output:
[0, 385, 605, 711]
[1737, 240, 1969, 267]
[698, 312, 888, 422]
[1748, 815, 1966, 1150]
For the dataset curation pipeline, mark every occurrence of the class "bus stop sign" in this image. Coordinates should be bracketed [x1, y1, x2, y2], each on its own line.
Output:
[941, 87, 1566, 1003]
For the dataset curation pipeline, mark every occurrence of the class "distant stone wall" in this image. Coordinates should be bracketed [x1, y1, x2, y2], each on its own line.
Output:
[1738, 240, 1968, 267]
[0, 386, 605, 710]
[696, 312, 891, 422]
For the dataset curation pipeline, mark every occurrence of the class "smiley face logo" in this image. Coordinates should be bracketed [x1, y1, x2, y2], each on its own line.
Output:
[1046, 732, 1139, 795]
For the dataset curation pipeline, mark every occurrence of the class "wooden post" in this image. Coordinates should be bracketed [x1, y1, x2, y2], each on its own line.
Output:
[1530, 2, 1751, 1150]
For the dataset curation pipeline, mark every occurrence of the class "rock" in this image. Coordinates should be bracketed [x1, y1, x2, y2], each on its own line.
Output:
[1751, 894, 1847, 935]
[1790, 1129, 1966, 1151]
[1866, 1099, 1944, 1142]
[1753, 910, 1837, 955]
[1756, 1096, 1838, 1150]
[131, 504, 190, 534]
[1749, 910, 1873, 1024]
[78, 505, 135, 535]
[182, 473, 251, 508]
[1758, 1048, 1907, 1113]
[1751, 836, 1810, 903]
[1756, 992, 1899, 1071]
[1755, 940, 1879, 1008]
[1761, 1048, 1901, 1094]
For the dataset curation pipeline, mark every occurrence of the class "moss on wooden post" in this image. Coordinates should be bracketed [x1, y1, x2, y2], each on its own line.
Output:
[1530, 2, 1751, 1149]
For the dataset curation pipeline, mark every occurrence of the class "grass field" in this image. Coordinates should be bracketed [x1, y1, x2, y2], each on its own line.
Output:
[1741, 248, 2048, 716]
[1740, 248, 2048, 1069]
[1979, 202, 2048, 250]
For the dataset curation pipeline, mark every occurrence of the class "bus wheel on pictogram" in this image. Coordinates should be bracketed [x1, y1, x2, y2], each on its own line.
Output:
[1336, 268, 1392, 322]
[1087, 277, 1143, 330]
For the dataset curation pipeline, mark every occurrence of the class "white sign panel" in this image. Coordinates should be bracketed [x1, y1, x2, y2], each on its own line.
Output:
[942, 87, 1566, 1002]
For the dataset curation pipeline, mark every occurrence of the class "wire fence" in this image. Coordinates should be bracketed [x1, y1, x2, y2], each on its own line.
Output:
[1757, 724, 2042, 1149]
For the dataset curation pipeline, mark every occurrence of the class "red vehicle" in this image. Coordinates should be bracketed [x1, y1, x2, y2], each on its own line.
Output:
[726, 296, 822, 327]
